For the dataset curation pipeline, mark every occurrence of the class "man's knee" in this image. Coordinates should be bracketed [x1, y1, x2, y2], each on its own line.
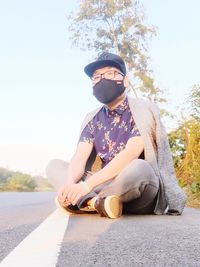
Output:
[117, 158, 159, 191]
[129, 159, 156, 180]
[122, 159, 149, 176]
[45, 159, 69, 191]
[129, 158, 150, 169]
[45, 159, 68, 178]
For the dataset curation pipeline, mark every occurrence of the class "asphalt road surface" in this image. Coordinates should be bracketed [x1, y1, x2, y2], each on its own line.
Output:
[0, 192, 200, 267]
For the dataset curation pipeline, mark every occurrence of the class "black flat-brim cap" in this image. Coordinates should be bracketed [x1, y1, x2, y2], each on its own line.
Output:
[84, 52, 127, 78]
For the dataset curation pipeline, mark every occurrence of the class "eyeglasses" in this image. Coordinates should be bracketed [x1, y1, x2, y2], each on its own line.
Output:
[91, 70, 124, 84]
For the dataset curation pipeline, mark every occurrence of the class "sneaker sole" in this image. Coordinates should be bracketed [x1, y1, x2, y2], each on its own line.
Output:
[104, 195, 123, 219]
[55, 196, 89, 215]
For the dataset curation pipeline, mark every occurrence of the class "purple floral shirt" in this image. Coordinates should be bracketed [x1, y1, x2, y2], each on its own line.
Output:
[79, 97, 141, 167]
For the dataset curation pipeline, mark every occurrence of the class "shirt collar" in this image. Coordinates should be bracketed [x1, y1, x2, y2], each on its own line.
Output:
[103, 96, 128, 116]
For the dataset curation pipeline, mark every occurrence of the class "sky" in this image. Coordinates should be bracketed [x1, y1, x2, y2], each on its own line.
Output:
[0, 0, 200, 176]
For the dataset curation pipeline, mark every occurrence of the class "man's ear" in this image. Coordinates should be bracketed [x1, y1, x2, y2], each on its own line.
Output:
[123, 76, 129, 88]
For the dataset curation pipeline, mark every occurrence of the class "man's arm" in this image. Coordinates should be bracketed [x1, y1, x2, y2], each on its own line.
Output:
[66, 141, 94, 184]
[58, 141, 93, 204]
[65, 142, 93, 183]
[87, 136, 144, 190]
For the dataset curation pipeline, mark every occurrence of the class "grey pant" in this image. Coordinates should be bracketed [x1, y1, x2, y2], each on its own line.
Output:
[46, 159, 159, 214]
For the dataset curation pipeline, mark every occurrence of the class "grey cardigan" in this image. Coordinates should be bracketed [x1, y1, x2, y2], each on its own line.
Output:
[79, 95, 187, 215]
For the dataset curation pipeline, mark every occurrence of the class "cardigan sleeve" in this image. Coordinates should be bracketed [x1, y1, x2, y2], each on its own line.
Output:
[150, 102, 187, 215]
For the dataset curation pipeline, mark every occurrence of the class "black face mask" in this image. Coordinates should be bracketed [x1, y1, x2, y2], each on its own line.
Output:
[93, 79, 126, 104]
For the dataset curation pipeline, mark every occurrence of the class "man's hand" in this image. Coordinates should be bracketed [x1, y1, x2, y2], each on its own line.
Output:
[58, 179, 75, 207]
[60, 182, 90, 206]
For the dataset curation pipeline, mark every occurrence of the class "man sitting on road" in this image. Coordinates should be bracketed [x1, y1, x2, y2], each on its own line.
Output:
[46, 52, 186, 219]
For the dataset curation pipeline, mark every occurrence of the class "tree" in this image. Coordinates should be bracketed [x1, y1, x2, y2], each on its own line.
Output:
[6, 173, 37, 192]
[176, 119, 200, 186]
[168, 125, 186, 169]
[0, 167, 53, 192]
[168, 84, 200, 193]
[0, 168, 12, 184]
[176, 85, 200, 187]
[68, 0, 166, 103]
[188, 84, 200, 120]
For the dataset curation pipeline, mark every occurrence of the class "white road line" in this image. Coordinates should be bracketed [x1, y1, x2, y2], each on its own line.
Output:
[0, 209, 69, 267]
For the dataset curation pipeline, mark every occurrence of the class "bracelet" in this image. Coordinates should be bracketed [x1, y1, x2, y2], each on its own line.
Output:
[81, 181, 91, 193]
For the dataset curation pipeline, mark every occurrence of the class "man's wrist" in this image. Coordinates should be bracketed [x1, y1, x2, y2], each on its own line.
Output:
[81, 181, 91, 193]
[86, 173, 99, 191]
